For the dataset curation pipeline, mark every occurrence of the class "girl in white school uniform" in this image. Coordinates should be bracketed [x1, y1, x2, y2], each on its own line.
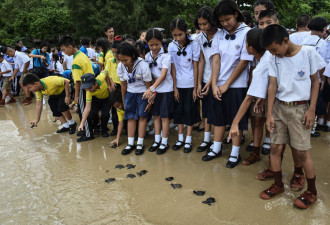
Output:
[202, 0, 254, 168]
[143, 28, 175, 155]
[117, 42, 152, 155]
[194, 6, 221, 153]
[168, 18, 201, 153]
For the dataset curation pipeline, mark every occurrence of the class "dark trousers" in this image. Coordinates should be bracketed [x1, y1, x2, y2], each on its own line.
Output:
[89, 97, 111, 131]
[78, 88, 94, 138]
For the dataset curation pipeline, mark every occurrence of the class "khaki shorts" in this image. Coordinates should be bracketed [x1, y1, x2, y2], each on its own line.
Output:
[249, 97, 267, 118]
[270, 100, 310, 151]
[19, 73, 27, 84]
[2, 77, 12, 90]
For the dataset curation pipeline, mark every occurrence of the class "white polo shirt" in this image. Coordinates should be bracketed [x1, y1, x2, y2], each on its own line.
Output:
[168, 39, 200, 88]
[212, 23, 254, 88]
[289, 31, 311, 45]
[0, 60, 13, 77]
[117, 57, 152, 93]
[194, 29, 221, 84]
[145, 48, 173, 93]
[247, 51, 271, 99]
[63, 53, 73, 70]
[13, 51, 30, 73]
[301, 34, 327, 60]
[269, 46, 326, 102]
[50, 61, 64, 75]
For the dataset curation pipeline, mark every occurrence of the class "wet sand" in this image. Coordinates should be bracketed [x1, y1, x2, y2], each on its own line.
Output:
[0, 99, 329, 225]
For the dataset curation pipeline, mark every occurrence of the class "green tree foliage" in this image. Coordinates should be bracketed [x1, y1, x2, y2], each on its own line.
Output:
[0, 0, 329, 47]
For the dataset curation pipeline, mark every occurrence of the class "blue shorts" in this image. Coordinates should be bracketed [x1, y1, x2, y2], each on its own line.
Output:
[124, 92, 148, 120]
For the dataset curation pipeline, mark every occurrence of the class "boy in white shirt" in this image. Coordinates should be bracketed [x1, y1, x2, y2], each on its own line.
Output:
[260, 24, 325, 209]
[0, 53, 15, 106]
[5, 47, 31, 105]
[289, 14, 311, 45]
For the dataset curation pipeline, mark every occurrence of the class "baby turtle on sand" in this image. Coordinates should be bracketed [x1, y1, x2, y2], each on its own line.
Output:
[171, 183, 182, 189]
[105, 178, 116, 183]
[115, 164, 125, 169]
[106, 170, 109, 173]
[193, 191, 205, 196]
[202, 197, 215, 206]
[165, 177, 174, 181]
[137, 170, 148, 177]
[126, 164, 136, 169]
[127, 174, 136, 178]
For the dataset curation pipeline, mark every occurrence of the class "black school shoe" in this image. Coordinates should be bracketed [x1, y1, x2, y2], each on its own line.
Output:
[121, 144, 136, 155]
[148, 142, 160, 152]
[135, 144, 145, 155]
[196, 141, 211, 152]
[202, 149, 222, 161]
[324, 126, 330, 132]
[172, 141, 184, 150]
[77, 130, 84, 137]
[261, 143, 271, 155]
[315, 124, 324, 131]
[311, 131, 320, 137]
[77, 135, 94, 142]
[183, 143, 192, 153]
[69, 122, 77, 135]
[226, 155, 241, 168]
[56, 126, 70, 133]
[101, 130, 109, 137]
[156, 144, 169, 155]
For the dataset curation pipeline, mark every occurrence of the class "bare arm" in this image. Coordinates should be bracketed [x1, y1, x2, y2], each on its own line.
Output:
[197, 50, 205, 98]
[171, 63, 179, 102]
[303, 73, 319, 129]
[9, 68, 19, 81]
[31, 99, 43, 126]
[121, 81, 127, 108]
[64, 79, 71, 104]
[266, 76, 277, 133]
[193, 61, 198, 101]
[211, 54, 221, 100]
[78, 101, 91, 130]
[74, 81, 81, 104]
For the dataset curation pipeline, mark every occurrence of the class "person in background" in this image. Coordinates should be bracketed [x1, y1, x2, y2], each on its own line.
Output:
[290, 14, 311, 45]
[104, 24, 115, 46]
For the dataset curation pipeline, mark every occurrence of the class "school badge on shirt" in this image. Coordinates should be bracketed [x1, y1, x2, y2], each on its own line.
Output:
[187, 58, 192, 62]
[298, 71, 305, 78]
[235, 45, 240, 50]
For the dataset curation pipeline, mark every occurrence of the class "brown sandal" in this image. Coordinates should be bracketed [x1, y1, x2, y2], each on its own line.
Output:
[243, 152, 261, 166]
[294, 191, 317, 209]
[256, 169, 274, 181]
[260, 183, 284, 200]
[290, 173, 305, 191]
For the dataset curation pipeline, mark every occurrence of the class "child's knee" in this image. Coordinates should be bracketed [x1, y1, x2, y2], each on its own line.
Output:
[296, 150, 308, 162]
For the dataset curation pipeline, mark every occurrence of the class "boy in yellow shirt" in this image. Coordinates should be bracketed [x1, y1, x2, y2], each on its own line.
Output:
[23, 73, 77, 134]
[78, 73, 111, 139]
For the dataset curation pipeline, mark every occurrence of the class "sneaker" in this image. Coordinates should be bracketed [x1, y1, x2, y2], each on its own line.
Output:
[293, 191, 317, 209]
[56, 126, 70, 133]
[256, 169, 274, 181]
[260, 183, 284, 200]
[77, 135, 94, 142]
[242, 152, 261, 166]
[7, 98, 16, 104]
[69, 122, 77, 135]
[0, 99, 5, 106]
[290, 173, 305, 191]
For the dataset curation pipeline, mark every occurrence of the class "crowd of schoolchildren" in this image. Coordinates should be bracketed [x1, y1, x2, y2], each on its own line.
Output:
[1, 0, 330, 209]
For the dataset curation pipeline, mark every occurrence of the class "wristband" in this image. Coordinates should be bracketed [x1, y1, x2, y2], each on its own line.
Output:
[150, 86, 156, 93]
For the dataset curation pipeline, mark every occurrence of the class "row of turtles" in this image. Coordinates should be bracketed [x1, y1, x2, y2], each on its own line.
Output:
[104, 164, 216, 206]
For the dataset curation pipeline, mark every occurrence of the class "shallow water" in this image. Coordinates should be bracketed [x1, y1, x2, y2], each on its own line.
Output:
[0, 100, 329, 225]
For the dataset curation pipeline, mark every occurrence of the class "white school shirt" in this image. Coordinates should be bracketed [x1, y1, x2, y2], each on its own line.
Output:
[168, 39, 200, 88]
[117, 57, 152, 93]
[13, 51, 30, 73]
[0, 60, 13, 77]
[247, 51, 271, 99]
[268, 46, 326, 102]
[63, 53, 73, 70]
[194, 29, 221, 84]
[325, 36, 330, 65]
[145, 48, 173, 93]
[87, 48, 97, 61]
[212, 23, 254, 88]
[324, 62, 330, 78]
[27, 58, 33, 70]
[50, 61, 64, 75]
[301, 34, 327, 60]
[289, 31, 311, 45]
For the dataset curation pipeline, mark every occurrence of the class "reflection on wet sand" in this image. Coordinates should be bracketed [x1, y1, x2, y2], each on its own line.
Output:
[0, 101, 329, 225]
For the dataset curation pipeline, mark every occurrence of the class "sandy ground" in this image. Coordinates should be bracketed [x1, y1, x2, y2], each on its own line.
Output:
[0, 98, 329, 225]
